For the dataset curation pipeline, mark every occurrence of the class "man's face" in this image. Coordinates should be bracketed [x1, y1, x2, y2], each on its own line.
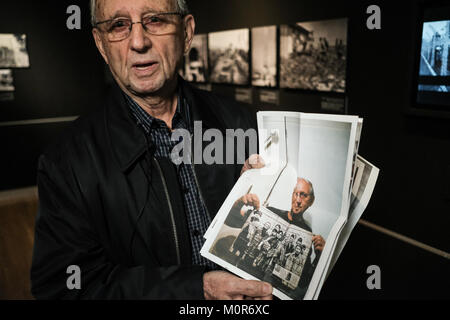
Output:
[291, 179, 313, 215]
[93, 0, 195, 96]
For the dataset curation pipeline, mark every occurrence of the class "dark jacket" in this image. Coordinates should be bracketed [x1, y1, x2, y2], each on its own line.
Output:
[31, 79, 256, 300]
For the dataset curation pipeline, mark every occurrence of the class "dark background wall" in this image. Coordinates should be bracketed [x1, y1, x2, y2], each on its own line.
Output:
[0, 0, 449, 299]
[0, 0, 107, 189]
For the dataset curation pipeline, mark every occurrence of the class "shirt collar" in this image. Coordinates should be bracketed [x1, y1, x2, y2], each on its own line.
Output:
[105, 77, 224, 173]
[124, 86, 190, 134]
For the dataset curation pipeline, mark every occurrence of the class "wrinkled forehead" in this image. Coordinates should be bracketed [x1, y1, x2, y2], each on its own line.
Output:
[98, 0, 177, 19]
[293, 180, 311, 194]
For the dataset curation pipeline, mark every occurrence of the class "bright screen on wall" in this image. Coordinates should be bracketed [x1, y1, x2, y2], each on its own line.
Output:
[413, 3, 450, 115]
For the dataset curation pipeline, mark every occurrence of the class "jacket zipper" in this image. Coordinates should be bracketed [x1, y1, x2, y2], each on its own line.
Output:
[153, 157, 181, 265]
[190, 134, 212, 220]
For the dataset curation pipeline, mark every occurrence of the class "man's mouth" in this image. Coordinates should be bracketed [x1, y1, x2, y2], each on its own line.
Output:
[132, 61, 158, 72]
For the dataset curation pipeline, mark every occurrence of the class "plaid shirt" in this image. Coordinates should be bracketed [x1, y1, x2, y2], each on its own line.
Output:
[125, 93, 216, 270]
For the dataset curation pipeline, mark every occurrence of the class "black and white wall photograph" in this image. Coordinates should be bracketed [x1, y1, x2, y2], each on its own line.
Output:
[184, 34, 209, 83]
[280, 18, 347, 92]
[0, 69, 14, 92]
[208, 28, 250, 85]
[0, 34, 30, 68]
[252, 25, 278, 87]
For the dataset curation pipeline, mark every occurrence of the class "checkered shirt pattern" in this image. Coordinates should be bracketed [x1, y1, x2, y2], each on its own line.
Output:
[125, 93, 216, 270]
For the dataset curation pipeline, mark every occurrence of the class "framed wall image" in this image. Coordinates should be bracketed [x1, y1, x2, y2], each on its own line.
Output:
[280, 18, 347, 93]
[252, 25, 277, 87]
[208, 29, 250, 85]
[409, 1, 450, 118]
[0, 70, 14, 92]
[0, 34, 30, 68]
[184, 34, 209, 83]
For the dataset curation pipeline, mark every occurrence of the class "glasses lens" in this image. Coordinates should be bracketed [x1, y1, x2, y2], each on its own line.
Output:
[142, 13, 178, 35]
[295, 192, 309, 199]
[107, 18, 131, 41]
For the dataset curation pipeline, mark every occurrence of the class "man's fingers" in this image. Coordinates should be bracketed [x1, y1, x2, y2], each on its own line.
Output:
[231, 279, 273, 298]
[313, 235, 325, 245]
[241, 155, 266, 176]
[248, 154, 265, 168]
[255, 295, 274, 301]
[312, 235, 325, 252]
[249, 194, 260, 209]
[242, 194, 260, 209]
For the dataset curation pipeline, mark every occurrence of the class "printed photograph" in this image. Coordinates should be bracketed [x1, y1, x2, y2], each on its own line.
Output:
[279, 18, 347, 92]
[0, 34, 30, 68]
[203, 112, 359, 300]
[184, 34, 209, 83]
[252, 26, 277, 87]
[0, 70, 14, 92]
[209, 29, 249, 85]
[210, 205, 313, 295]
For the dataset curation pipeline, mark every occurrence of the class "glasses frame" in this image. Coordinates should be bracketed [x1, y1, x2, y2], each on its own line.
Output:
[293, 191, 311, 200]
[93, 11, 185, 41]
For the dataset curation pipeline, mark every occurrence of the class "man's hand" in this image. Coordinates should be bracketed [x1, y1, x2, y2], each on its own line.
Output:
[235, 194, 260, 212]
[203, 271, 273, 300]
[312, 235, 326, 252]
[241, 154, 265, 176]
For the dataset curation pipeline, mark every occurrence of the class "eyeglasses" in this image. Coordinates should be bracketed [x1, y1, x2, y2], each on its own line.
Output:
[94, 12, 184, 42]
[293, 192, 311, 200]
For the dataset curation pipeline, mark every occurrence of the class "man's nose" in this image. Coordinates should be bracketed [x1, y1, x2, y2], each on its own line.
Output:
[130, 23, 151, 52]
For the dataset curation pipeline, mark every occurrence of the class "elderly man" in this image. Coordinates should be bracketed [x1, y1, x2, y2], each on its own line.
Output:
[31, 0, 271, 300]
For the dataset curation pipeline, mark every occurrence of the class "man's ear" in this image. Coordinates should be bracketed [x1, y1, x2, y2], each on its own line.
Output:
[92, 28, 109, 65]
[183, 15, 196, 54]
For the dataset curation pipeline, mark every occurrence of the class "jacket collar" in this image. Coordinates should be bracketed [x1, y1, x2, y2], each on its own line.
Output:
[179, 78, 227, 131]
[105, 77, 226, 172]
[104, 82, 148, 173]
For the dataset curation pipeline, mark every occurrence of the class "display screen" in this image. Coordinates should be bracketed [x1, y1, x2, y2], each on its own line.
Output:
[415, 4, 450, 111]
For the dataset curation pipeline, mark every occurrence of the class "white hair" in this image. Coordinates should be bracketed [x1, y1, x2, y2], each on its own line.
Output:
[90, 0, 190, 26]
